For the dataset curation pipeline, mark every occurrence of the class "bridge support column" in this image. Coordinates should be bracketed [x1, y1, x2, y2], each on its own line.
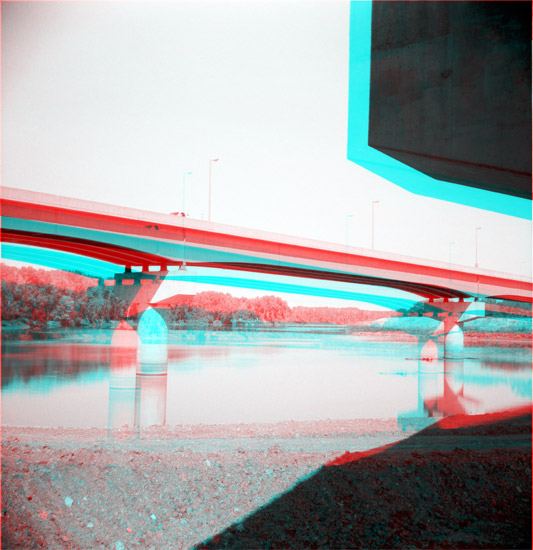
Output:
[106, 268, 168, 317]
[108, 266, 170, 436]
[443, 317, 464, 359]
[417, 298, 487, 361]
[108, 308, 169, 436]
[135, 306, 169, 429]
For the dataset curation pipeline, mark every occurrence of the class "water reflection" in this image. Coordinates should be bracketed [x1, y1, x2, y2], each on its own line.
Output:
[420, 360, 479, 417]
[1, 330, 531, 429]
[107, 321, 139, 433]
[398, 357, 531, 430]
[1, 344, 110, 387]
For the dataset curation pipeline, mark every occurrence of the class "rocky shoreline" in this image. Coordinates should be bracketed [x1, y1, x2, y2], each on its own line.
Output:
[2, 410, 531, 549]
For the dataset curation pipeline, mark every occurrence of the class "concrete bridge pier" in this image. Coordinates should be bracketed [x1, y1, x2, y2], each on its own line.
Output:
[418, 316, 464, 360]
[442, 317, 464, 359]
[104, 267, 169, 317]
[417, 298, 485, 361]
[135, 306, 169, 429]
[107, 304, 170, 436]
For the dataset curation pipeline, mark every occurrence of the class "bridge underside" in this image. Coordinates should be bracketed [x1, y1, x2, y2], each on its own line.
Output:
[3, 228, 528, 303]
[1, 185, 531, 305]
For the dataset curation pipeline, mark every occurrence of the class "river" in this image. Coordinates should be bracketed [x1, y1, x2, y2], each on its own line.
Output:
[2, 329, 531, 430]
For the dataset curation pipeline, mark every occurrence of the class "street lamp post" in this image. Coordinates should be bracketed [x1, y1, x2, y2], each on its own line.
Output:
[475, 226, 482, 268]
[345, 214, 353, 257]
[371, 200, 380, 250]
[180, 171, 193, 270]
[208, 158, 219, 222]
[182, 171, 193, 214]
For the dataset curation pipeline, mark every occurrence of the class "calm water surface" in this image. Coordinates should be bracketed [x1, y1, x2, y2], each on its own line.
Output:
[2, 330, 531, 429]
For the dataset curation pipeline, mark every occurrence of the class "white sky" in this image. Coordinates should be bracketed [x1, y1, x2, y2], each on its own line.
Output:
[2, 1, 531, 287]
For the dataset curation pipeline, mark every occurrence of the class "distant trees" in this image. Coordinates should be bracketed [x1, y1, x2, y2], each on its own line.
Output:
[2, 280, 83, 327]
[193, 291, 239, 314]
[1, 263, 400, 330]
[1, 264, 98, 292]
[1, 278, 128, 329]
[290, 306, 390, 325]
[248, 295, 291, 322]
[162, 292, 393, 325]
[175, 292, 292, 324]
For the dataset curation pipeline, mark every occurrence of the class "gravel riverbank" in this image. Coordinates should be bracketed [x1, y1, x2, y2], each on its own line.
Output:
[2, 411, 531, 549]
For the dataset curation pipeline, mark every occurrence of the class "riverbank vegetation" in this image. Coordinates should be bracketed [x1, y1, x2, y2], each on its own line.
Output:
[1, 265, 391, 331]
[1, 264, 530, 340]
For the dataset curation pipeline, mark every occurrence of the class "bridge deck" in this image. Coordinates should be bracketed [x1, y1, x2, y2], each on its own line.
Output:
[1, 186, 531, 302]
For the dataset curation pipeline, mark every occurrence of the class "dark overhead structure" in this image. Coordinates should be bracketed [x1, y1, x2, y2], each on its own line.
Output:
[368, 1, 532, 200]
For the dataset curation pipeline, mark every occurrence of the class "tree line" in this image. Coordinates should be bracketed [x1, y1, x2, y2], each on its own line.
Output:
[1, 281, 128, 328]
[1, 264, 393, 330]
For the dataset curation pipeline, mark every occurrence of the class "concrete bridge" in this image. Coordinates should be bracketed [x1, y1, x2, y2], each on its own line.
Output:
[1, 186, 531, 358]
[2, 187, 530, 299]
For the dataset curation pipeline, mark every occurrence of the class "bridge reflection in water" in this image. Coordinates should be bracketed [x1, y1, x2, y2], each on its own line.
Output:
[107, 308, 168, 438]
[397, 357, 522, 431]
[105, 309, 529, 436]
[419, 360, 476, 418]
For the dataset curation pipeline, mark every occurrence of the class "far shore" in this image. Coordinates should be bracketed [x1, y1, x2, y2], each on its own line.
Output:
[2, 321, 531, 348]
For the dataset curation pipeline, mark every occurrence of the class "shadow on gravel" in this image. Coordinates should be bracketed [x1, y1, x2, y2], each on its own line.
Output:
[196, 407, 532, 549]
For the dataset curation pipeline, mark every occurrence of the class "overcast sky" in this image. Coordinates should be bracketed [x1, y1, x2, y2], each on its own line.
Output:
[2, 1, 531, 284]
